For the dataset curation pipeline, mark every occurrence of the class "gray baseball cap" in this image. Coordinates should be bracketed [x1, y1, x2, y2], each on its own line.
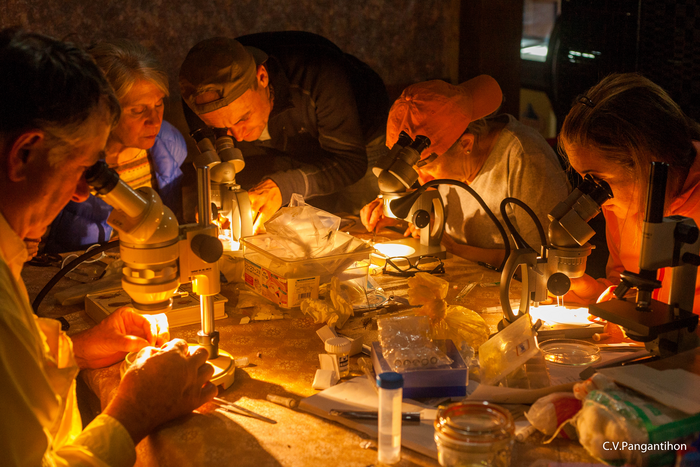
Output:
[179, 37, 268, 115]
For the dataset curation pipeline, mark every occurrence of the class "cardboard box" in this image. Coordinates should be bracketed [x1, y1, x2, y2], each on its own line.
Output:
[242, 232, 372, 309]
[244, 259, 319, 308]
[371, 340, 468, 399]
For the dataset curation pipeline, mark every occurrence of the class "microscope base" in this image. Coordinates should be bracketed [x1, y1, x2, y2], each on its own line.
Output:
[189, 344, 236, 390]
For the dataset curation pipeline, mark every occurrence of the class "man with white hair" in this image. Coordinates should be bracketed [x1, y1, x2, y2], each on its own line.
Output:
[0, 28, 216, 466]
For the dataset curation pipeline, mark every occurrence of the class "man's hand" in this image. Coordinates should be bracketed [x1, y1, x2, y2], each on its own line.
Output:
[596, 285, 617, 303]
[557, 274, 607, 305]
[71, 307, 169, 370]
[103, 339, 217, 444]
[24, 238, 41, 259]
[440, 232, 459, 253]
[403, 222, 420, 238]
[248, 179, 282, 233]
[360, 197, 399, 233]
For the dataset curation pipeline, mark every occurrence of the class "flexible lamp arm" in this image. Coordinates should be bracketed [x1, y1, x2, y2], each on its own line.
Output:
[389, 178, 510, 271]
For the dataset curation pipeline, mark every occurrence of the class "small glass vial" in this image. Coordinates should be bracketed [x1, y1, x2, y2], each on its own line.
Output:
[377, 372, 403, 464]
[434, 401, 514, 467]
[324, 337, 352, 378]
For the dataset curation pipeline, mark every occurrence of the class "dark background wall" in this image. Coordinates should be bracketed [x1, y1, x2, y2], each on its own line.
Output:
[1, 0, 525, 221]
[0, 0, 465, 138]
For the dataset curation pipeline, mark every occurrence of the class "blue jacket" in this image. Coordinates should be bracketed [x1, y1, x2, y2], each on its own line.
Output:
[44, 121, 187, 253]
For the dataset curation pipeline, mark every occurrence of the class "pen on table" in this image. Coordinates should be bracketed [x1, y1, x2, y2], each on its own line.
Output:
[252, 211, 263, 232]
[477, 261, 500, 271]
[329, 410, 421, 422]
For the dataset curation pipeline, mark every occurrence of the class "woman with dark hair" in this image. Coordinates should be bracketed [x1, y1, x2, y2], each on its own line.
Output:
[559, 72, 700, 313]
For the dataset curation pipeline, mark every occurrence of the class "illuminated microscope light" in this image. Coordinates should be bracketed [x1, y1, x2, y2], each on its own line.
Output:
[214, 212, 241, 251]
[528, 305, 594, 327]
[373, 242, 416, 258]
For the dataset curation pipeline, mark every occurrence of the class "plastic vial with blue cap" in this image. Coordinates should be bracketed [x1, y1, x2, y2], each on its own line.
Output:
[377, 372, 403, 464]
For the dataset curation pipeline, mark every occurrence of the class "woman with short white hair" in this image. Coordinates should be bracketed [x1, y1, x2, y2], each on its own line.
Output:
[44, 39, 187, 254]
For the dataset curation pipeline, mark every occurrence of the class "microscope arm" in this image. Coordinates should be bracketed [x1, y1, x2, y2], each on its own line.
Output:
[499, 248, 542, 322]
[389, 179, 511, 270]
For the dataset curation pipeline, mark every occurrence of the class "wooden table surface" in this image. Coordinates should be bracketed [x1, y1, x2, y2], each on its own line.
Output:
[23, 224, 600, 467]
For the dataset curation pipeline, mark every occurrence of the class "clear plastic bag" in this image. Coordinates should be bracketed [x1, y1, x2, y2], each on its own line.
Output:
[264, 193, 340, 259]
[300, 276, 353, 329]
[433, 306, 491, 350]
[377, 315, 453, 372]
[525, 392, 581, 438]
[575, 385, 694, 466]
[407, 273, 491, 352]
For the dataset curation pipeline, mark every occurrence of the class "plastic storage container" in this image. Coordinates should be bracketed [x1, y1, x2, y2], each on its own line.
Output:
[242, 232, 372, 308]
[479, 314, 539, 386]
[434, 401, 515, 467]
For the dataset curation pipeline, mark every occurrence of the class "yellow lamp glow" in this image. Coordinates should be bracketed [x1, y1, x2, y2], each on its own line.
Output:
[373, 242, 416, 258]
[529, 305, 593, 326]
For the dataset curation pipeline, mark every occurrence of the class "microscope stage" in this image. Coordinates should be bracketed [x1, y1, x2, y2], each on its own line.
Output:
[590, 298, 698, 338]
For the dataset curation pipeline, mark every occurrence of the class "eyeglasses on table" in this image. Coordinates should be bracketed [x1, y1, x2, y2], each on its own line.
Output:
[381, 255, 445, 277]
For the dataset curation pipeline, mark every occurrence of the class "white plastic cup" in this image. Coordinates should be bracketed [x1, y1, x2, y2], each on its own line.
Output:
[377, 372, 403, 464]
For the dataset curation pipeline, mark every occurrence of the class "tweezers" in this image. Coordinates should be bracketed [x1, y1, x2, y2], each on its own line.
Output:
[213, 397, 277, 424]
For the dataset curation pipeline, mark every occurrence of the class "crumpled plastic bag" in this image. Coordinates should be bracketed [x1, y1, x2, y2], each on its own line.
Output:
[525, 392, 581, 439]
[575, 389, 649, 465]
[573, 373, 617, 400]
[264, 193, 340, 259]
[573, 376, 693, 466]
[300, 276, 353, 329]
[377, 315, 453, 372]
[434, 306, 491, 350]
[407, 272, 490, 350]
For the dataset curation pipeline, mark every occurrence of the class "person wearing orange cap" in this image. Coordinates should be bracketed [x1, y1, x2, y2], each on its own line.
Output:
[361, 76, 569, 268]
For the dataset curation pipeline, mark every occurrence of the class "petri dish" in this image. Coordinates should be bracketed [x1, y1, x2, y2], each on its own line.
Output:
[540, 339, 601, 366]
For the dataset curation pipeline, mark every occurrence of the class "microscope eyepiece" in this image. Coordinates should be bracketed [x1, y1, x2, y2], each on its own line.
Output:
[376, 133, 431, 193]
[85, 160, 119, 196]
[410, 135, 431, 154]
[395, 131, 413, 148]
[580, 175, 613, 207]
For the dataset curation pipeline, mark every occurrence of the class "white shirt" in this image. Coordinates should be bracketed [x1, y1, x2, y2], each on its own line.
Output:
[0, 212, 136, 467]
[440, 115, 570, 251]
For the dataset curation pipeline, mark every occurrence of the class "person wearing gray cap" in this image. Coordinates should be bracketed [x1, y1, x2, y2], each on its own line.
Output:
[179, 31, 390, 224]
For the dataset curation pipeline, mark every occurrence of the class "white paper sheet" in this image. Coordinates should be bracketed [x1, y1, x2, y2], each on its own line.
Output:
[599, 366, 700, 415]
[299, 377, 439, 459]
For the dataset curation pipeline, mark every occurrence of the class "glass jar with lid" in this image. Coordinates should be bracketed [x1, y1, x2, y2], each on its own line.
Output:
[434, 401, 515, 467]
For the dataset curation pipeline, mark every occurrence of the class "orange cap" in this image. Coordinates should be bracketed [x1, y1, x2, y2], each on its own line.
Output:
[386, 75, 503, 156]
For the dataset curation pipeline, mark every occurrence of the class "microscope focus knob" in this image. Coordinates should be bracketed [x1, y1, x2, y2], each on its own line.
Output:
[412, 210, 431, 229]
[547, 272, 571, 297]
[675, 223, 699, 245]
[191, 234, 224, 263]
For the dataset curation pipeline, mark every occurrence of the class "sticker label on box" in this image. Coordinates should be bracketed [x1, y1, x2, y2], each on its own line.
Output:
[244, 259, 319, 308]
[515, 339, 531, 357]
